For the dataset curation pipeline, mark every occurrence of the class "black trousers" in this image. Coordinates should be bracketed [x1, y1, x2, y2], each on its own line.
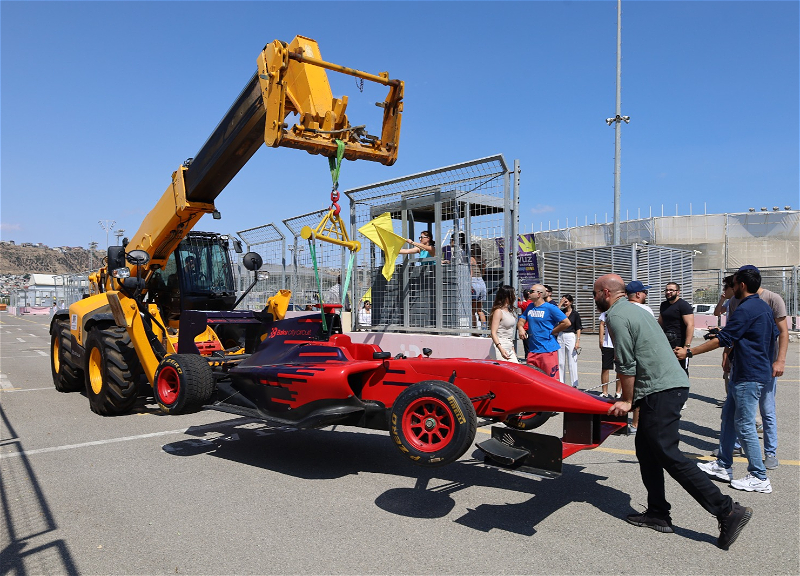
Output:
[635, 387, 732, 520]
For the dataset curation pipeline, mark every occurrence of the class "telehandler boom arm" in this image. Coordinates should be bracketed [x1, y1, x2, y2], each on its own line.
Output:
[127, 35, 403, 269]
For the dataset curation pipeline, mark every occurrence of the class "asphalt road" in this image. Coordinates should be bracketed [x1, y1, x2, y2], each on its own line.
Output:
[1, 312, 798, 575]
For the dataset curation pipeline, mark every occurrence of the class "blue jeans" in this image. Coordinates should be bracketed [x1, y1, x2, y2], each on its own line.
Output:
[760, 376, 777, 456]
[718, 380, 767, 480]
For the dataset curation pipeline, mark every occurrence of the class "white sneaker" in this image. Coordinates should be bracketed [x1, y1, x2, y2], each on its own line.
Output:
[697, 460, 733, 482]
[730, 473, 772, 494]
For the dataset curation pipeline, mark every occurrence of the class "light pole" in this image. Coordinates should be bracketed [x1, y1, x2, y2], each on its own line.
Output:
[99, 220, 115, 250]
[88, 241, 98, 270]
[114, 229, 126, 246]
[605, 0, 629, 246]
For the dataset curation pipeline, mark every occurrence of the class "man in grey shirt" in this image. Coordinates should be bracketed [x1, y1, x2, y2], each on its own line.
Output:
[596, 274, 751, 550]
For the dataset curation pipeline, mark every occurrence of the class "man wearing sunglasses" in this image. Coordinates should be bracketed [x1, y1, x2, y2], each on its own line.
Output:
[598, 274, 751, 550]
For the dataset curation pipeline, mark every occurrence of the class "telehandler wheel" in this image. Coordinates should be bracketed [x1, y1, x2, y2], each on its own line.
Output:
[154, 354, 215, 415]
[389, 380, 477, 467]
[51, 319, 83, 392]
[84, 327, 141, 416]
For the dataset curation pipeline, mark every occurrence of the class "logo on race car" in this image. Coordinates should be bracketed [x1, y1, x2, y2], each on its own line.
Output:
[269, 327, 312, 339]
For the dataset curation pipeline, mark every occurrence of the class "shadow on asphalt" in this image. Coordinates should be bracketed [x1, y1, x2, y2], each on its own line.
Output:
[162, 417, 716, 541]
[0, 404, 79, 575]
[678, 419, 721, 453]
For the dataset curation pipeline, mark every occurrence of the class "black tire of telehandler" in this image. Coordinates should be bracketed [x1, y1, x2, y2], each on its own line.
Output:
[51, 319, 83, 392]
[154, 354, 215, 415]
[389, 380, 477, 467]
[84, 327, 141, 416]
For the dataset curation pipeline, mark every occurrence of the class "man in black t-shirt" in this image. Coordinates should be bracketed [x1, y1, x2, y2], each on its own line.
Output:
[658, 282, 694, 375]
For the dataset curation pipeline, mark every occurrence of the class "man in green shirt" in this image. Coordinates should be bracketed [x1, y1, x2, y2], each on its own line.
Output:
[596, 274, 751, 550]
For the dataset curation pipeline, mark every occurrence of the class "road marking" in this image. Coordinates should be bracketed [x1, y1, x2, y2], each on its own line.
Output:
[36, 350, 48, 357]
[0, 387, 53, 392]
[29, 333, 39, 337]
[16, 338, 26, 343]
[0, 374, 13, 390]
[0, 428, 191, 459]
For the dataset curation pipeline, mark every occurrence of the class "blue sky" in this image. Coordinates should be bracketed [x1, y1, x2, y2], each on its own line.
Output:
[2, 1, 798, 248]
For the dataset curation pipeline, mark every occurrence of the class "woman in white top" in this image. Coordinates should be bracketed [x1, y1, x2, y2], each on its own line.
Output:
[489, 285, 519, 363]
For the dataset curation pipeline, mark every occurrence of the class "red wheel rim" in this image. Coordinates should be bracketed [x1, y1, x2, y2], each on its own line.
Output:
[401, 397, 454, 452]
[157, 365, 180, 405]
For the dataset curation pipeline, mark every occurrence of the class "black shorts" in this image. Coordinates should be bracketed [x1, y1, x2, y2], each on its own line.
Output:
[601, 347, 615, 370]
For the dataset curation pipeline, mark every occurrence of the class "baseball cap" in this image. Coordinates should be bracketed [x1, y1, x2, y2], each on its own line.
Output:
[625, 280, 651, 293]
[737, 264, 760, 273]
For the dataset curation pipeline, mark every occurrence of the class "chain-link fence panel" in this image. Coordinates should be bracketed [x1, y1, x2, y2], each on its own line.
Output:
[233, 224, 286, 310]
[283, 209, 350, 312]
[344, 155, 516, 335]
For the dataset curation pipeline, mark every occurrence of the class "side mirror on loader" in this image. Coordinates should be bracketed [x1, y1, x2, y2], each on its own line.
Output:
[242, 252, 263, 272]
[232, 252, 265, 309]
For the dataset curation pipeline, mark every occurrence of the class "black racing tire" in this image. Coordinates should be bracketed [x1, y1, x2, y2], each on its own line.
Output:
[389, 380, 477, 467]
[154, 354, 215, 415]
[503, 364, 552, 430]
[502, 412, 553, 430]
[84, 327, 141, 416]
[51, 319, 83, 392]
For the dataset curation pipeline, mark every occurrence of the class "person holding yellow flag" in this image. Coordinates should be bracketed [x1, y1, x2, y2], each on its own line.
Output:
[400, 231, 436, 263]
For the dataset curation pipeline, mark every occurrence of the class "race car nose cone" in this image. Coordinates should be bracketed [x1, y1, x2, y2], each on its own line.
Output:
[424, 417, 436, 431]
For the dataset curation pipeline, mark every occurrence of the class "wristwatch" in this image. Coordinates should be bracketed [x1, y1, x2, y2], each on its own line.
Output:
[686, 347, 693, 358]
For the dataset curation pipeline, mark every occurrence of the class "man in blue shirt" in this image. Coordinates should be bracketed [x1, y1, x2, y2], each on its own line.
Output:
[516, 284, 570, 379]
[676, 265, 778, 494]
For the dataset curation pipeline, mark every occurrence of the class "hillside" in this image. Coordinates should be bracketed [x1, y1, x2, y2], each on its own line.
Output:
[0, 243, 104, 275]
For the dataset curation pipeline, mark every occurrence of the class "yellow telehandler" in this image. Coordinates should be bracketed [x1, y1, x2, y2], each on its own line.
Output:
[50, 36, 403, 415]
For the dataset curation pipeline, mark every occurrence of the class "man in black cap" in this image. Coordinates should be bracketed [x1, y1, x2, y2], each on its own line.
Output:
[598, 273, 752, 550]
[676, 265, 777, 494]
[624, 280, 653, 433]
[626, 280, 654, 317]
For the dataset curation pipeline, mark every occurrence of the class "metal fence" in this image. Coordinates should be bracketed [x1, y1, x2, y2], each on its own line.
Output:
[541, 244, 694, 333]
[233, 224, 286, 310]
[283, 209, 348, 311]
[344, 155, 518, 335]
[9, 273, 92, 309]
[533, 210, 799, 271]
[693, 266, 799, 328]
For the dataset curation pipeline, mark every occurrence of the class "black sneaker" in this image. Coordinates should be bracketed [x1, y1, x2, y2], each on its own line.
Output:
[626, 511, 674, 533]
[717, 502, 753, 550]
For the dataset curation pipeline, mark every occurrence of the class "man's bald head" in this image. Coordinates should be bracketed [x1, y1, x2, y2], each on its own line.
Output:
[529, 284, 546, 305]
[593, 274, 626, 312]
[596, 274, 625, 296]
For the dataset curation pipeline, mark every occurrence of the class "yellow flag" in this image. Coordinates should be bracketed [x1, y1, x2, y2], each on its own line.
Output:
[358, 212, 408, 281]
[362, 287, 372, 302]
[375, 225, 407, 281]
[357, 212, 395, 243]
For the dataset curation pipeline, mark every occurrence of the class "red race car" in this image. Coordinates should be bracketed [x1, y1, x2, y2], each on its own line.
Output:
[158, 309, 627, 476]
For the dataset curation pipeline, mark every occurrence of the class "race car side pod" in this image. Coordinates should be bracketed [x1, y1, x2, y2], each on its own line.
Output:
[476, 412, 629, 478]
